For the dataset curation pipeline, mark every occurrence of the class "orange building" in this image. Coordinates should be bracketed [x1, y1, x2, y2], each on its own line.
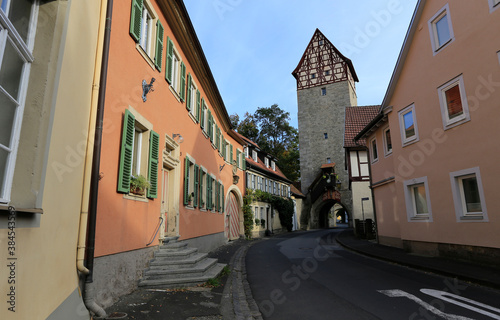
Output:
[93, 0, 245, 306]
[357, 0, 500, 263]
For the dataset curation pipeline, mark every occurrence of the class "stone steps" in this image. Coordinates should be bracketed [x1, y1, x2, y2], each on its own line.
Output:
[139, 239, 226, 289]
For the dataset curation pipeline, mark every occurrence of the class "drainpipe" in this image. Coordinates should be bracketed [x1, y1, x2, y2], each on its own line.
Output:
[76, 0, 112, 318]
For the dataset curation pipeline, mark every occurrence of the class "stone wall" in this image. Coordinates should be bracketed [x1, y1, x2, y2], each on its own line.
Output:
[297, 80, 354, 215]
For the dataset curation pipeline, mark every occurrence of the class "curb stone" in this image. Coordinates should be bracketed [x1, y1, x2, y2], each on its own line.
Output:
[221, 241, 263, 320]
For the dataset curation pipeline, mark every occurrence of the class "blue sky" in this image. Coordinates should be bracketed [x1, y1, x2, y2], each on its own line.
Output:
[183, 0, 419, 128]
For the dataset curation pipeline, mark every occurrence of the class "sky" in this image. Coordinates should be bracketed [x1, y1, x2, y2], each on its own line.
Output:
[183, 0, 419, 129]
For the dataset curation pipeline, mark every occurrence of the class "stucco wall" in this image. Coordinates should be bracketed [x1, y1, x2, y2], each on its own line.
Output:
[0, 1, 102, 319]
[372, 0, 500, 251]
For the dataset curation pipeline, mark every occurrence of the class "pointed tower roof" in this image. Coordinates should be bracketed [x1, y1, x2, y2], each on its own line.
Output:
[292, 29, 358, 90]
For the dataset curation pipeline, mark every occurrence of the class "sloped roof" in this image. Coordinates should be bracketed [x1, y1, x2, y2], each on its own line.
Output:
[290, 184, 305, 198]
[236, 133, 291, 183]
[344, 106, 380, 148]
[292, 28, 359, 82]
[233, 130, 260, 149]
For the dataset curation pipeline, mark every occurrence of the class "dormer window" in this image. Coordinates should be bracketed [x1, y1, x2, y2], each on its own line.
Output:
[252, 150, 258, 162]
[265, 157, 270, 168]
[271, 161, 276, 171]
[244, 147, 249, 158]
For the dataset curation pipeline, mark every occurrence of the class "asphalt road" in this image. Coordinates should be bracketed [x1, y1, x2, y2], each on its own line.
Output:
[246, 229, 500, 320]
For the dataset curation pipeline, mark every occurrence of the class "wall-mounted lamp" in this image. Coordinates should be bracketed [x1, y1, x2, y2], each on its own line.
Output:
[142, 78, 155, 102]
[172, 133, 184, 144]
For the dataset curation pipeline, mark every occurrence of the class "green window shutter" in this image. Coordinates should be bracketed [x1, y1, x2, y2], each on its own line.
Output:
[165, 37, 173, 83]
[117, 109, 135, 193]
[208, 110, 213, 141]
[195, 90, 200, 123]
[230, 144, 234, 165]
[199, 170, 204, 207]
[186, 73, 192, 111]
[200, 98, 205, 130]
[180, 62, 186, 101]
[236, 150, 241, 169]
[154, 20, 164, 71]
[221, 184, 225, 213]
[216, 125, 220, 150]
[147, 130, 159, 198]
[243, 156, 246, 170]
[194, 164, 199, 207]
[183, 157, 190, 205]
[207, 175, 211, 210]
[215, 181, 219, 212]
[129, 0, 143, 42]
[222, 137, 226, 160]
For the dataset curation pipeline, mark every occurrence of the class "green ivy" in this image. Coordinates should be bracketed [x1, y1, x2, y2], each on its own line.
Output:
[242, 193, 254, 239]
[245, 189, 294, 232]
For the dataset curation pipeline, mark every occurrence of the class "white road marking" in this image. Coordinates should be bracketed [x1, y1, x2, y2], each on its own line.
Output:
[421, 289, 500, 319]
[378, 289, 474, 320]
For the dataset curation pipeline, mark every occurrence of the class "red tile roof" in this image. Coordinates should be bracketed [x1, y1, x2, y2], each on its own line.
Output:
[233, 130, 260, 149]
[290, 184, 305, 198]
[344, 106, 380, 148]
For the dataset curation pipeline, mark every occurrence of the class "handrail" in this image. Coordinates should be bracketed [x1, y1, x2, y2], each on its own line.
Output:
[146, 216, 163, 246]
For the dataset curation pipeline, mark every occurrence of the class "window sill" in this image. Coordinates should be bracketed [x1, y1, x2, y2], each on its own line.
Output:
[410, 215, 431, 221]
[123, 193, 149, 203]
[443, 117, 470, 131]
[0, 205, 43, 214]
[135, 44, 156, 70]
[401, 138, 419, 148]
[460, 215, 484, 221]
[433, 38, 454, 56]
[169, 85, 182, 103]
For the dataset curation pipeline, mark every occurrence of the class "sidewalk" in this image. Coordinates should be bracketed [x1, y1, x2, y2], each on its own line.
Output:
[103, 229, 500, 319]
[336, 229, 500, 290]
[103, 238, 262, 320]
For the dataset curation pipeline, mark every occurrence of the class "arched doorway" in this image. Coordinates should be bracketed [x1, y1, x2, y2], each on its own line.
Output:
[225, 191, 241, 240]
[312, 199, 350, 229]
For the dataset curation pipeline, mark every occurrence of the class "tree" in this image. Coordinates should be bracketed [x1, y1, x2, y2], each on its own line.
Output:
[234, 105, 300, 182]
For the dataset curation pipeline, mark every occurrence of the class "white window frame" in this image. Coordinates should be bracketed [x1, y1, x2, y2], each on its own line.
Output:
[271, 161, 276, 171]
[450, 167, 488, 222]
[370, 138, 378, 163]
[383, 127, 392, 157]
[244, 146, 249, 158]
[398, 104, 419, 147]
[0, 1, 38, 204]
[171, 49, 180, 94]
[428, 3, 454, 55]
[489, 0, 500, 13]
[252, 150, 258, 162]
[135, 0, 159, 67]
[188, 78, 198, 119]
[437, 75, 470, 130]
[404, 177, 432, 222]
[265, 157, 269, 168]
[251, 174, 255, 189]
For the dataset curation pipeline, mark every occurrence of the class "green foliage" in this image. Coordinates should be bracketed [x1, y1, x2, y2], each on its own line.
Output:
[255, 218, 260, 225]
[233, 105, 300, 182]
[130, 174, 151, 190]
[242, 193, 254, 239]
[246, 189, 295, 232]
[271, 196, 294, 232]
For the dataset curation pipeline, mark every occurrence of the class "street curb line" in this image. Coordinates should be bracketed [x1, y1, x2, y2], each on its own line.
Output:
[335, 229, 500, 291]
[221, 241, 263, 320]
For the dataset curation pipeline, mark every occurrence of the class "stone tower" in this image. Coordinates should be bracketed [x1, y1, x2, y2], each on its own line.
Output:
[292, 29, 358, 223]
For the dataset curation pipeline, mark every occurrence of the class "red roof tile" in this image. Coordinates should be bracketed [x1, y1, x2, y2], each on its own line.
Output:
[344, 106, 380, 148]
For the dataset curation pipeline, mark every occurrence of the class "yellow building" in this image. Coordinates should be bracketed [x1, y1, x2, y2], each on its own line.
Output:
[0, 1, 107, 318]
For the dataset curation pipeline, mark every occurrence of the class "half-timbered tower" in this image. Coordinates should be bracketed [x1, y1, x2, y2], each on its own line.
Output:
[292, 29, 358, 228]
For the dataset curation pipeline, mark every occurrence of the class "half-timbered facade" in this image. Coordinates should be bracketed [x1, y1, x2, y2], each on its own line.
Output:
[343, 106, 379, 228]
